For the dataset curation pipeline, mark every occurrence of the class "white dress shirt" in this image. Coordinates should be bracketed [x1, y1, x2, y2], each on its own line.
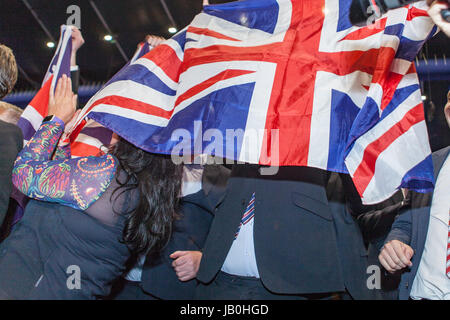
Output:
[410, 155, 450, 300]
[221, 198, 260, 278]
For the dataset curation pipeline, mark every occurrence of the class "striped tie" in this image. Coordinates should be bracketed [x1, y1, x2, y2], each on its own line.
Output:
[447, 208, 450, 278]
[234, 192, 256, 240]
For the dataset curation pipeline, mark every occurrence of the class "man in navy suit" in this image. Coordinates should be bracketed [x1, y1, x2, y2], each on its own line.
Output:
[379, 94, 450, 300]
[196, 164, 379, 300]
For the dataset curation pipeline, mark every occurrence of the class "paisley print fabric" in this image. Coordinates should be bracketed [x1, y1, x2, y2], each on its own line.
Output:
[12, 121, 117, 211]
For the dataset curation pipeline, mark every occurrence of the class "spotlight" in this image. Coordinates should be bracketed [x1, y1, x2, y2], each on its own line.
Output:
[104, 34, 113, 41]
[46, 41, 55, 48]
[168, 27, 177, 34]
[421, 95, 427, 101]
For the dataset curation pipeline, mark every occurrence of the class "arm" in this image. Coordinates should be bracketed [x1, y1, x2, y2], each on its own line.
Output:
[53, 142, 71, 160]
[0, 121, 23, 221]
[70, 26, 84, 101]
[12, 119, 117, 211]
[12, 75, 117, 211]
[383, 196, 414, 247]
[378, 199, 415, 274]
[339, 173, 406, 242]
[356, 199, 406, 243]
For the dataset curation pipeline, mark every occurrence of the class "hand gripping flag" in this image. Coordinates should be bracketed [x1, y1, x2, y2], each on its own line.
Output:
[72, 0, 437, 204]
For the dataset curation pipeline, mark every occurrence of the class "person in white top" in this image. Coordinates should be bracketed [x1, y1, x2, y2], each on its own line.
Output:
[379, 91, 450, 300]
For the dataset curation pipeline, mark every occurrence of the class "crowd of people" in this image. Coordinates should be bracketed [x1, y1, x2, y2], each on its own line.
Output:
[0, 0, 449, 300]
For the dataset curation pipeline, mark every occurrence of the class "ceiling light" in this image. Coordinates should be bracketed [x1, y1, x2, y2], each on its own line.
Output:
[46, 41, 55, 48]
[104, 34, 113, 41]
[168, 27, 177, 34]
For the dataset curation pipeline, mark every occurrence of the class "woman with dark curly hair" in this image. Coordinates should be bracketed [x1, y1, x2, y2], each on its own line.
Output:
[0, 75, 183, 299]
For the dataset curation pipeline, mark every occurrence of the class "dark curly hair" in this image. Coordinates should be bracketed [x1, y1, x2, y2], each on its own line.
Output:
[110, 137, 183, 255]
[0, 45, 18, 99]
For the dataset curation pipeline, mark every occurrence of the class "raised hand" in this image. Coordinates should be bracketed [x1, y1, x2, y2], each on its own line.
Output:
[427, 0, 450, 37]
[70, 26, 85, 66]
[48, 74, 77, 125]
[145, 35, 166, 48]
[71, 26, 85, 53]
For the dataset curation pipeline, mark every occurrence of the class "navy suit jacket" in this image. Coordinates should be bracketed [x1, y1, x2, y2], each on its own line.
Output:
[384, 146, 450, 300]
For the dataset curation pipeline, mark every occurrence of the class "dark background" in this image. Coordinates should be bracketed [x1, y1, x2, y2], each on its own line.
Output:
[1, 0, 449, 151]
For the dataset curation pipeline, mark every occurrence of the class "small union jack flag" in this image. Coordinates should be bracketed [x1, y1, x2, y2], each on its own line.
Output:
[17, 25, 72, 145]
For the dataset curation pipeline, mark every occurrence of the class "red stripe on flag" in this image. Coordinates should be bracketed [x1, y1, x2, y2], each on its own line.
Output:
[187, 26, 240, 41]
[28, 77, 53, 117]
[407, 6, 429, 20]
[352, 103, 425, 196]
[69, 118, 87, 144]
[87, 95, 175, 119]
[141, 44, 183, 83]
[181, 43, 287, 74]
[406, 63, 417, 75]
[71, 142, 105, 158]
[174, 69, 255, 107]
[341, 18, 387, 41]
[379, 72, 404, 111]
[184, 44, 394, 78]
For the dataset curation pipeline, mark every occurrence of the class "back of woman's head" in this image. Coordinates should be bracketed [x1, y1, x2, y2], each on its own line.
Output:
[110, 137, 183, 255]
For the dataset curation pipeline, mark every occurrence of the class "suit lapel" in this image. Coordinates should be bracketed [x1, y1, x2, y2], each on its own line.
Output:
[201, 164, 231, 211]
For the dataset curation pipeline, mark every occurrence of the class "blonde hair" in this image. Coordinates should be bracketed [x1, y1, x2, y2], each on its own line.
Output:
[0, 44, 18, 99]
[0, 101, 22, 124]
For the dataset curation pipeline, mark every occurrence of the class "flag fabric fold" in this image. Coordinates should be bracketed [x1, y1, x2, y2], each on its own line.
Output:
[72, 0, 436, 204]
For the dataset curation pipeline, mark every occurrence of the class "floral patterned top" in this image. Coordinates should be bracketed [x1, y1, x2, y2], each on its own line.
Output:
[12, 119, 118, 211]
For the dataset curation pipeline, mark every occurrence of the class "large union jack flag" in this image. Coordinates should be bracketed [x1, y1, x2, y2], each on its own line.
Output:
[71, 0, 436, 204]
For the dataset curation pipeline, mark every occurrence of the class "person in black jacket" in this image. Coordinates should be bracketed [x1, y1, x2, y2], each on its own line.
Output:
[356, 191, 407, 300]
[0, 120, 22, 225]
[341, 172, 407, 300]
[0, 44, 22, 225]
[0, 102, 23, 241]
[195, 165, 379, 300]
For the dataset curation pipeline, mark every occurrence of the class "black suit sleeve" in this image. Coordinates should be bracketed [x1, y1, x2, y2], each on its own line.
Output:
[70, 68, 81, 109]
[338, 173, 405, 243]
[0, 121, 23, 224]
[355, 201, 405, 243]
[70, 68, 80, 94]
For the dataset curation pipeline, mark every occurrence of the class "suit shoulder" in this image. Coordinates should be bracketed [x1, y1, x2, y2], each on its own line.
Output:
[0, 120, 23, 150]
